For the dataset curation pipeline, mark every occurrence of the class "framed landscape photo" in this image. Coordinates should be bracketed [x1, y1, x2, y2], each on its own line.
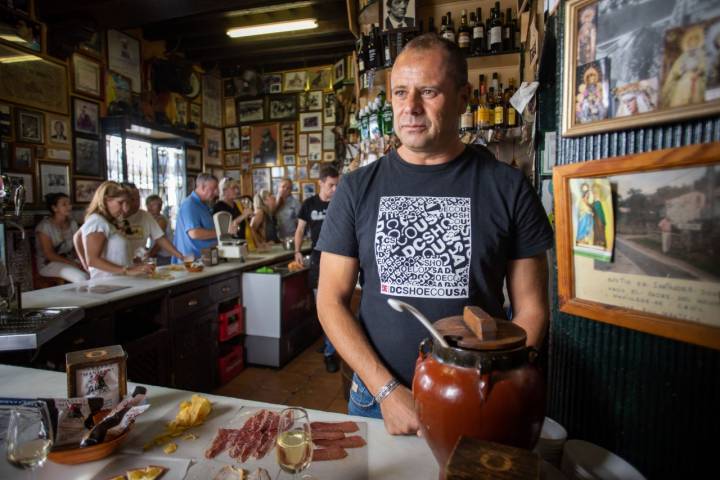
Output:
[250, 123, 279, 166]
[283, 70, 307, 93]
[46, 114, 70, 147]
[74, 136, 104, 177]
[236, 98, 265, 123]
[269, 95, 298, 121]
[72, 98, 100, 136]
[561, 0, 720, 137]
[0, 44, 68, 114]
[74, 178, 102, 204]
[186, 145, 202, 171]
[39, 162, 70, 197]
[15, 109, 43, 144]
[553, 142, 720, 351]
[299, 112, 322, 132]
[107, 29, 141, 93]
[72, 54, 103, 99]
[203, 128, 223, 166]
[7, 172, 33, 204]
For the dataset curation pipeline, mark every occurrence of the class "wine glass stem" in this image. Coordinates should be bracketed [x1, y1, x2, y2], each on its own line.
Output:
[29, 468, 36, 480]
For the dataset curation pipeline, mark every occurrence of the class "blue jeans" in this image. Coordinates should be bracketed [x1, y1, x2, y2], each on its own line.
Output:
[347, 373, 383, 419]
[313, 289, 336, 357]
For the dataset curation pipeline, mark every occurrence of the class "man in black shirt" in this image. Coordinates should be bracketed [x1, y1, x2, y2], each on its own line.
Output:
[294, 165, 340, 372]
[316, 34, 553, 435]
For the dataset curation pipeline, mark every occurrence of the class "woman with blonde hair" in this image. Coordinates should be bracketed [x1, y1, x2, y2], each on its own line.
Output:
[213, 177, 252, 238]
[76, 181, 153, 279]
[250, 189, 279, 248]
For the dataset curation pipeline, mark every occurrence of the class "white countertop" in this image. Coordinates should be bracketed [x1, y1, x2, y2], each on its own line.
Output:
[22, 245, 303, 310]
[0, 365, 438, 479]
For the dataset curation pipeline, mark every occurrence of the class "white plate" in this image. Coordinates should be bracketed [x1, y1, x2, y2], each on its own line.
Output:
[562, 440, 646, 480]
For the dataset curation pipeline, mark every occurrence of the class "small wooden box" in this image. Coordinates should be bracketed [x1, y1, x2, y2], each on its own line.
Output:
[445, 437, 540, 480]
[66, 345, 127, 409]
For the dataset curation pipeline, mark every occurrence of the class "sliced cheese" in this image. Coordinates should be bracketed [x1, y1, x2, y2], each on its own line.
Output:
[163, 442, 177, 454]
[126, 465, 168, 480]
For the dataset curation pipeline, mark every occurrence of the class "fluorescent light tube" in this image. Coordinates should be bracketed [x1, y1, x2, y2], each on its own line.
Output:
[227, 18, 318, 38]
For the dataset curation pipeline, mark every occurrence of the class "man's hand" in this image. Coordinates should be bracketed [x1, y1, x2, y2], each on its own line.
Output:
[294, 252, 304, 265]
[379, 385, 420, 435]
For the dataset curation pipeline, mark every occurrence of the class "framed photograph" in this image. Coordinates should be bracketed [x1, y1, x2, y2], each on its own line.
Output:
[186, 145, 202, 171]
[300, 180, 317, 202]
[271, 166, 284, 178]
[324, 93, 336, 124]
[383, 0, 416, 30]
[308, 67, 332, 91]
[251, 123, 279, 166]
[202, 74, 223, 128]
[334, 58, 345, 84]
[237, 98, 265, 123]
[241, 125, 251, 152]
[74, 135, 104, 177]
[233, 70, 262, 98]
[346, 53, 355, 80]
[72, 98, 100, 136]
[15, 109, 43, 144]
[298, 133, 308, 156]
[107, 29, 141, 93]
[225, 169, 241, 181]
[322, 151, 336, 162]
[252, 167, 271, 195]
[7, 172, 33, 204]
[223, 78, 236, 97]
[224, 97, 237, 126]
[282, 154, 296, 166]
[72, 54, 103, 99]
[323, 125, 335, 151]
[300, 90, 323, 112]
[308, 162, 320, 179]
[299, 112, 322, 132]
[269, 95, 298, 121]
[174, 95, 188, 127]
[210, 167, 224, 180]
[280, 122, 296, 154]
[105, 72, 132, 114]
[79, 31, 104, 58]
[561, 0, 720, 137]
[47, 148, 71, 161]
[0, 10, 42, 52]
[46, 114, 70, 147]
[203, 128, 223, 166]
[39, 162, 70, 197]
[307, 132, 322, 161]
[74, 178, 102, 204]
[553, 142, 720, 351]
[0, 44, 68, 114]
[224, 126, 240, 150]
[298, 156, 308, 167]
[285, 165, 297, 180]
[189, 103, 202, 132]
[262, 73, 282, 94]
[283, 70, 307, 92]
[1, 140, 9, 170]
[0, 103, 11, 139]
[12, 144, 32, 172]
[225, 152, 241, 167]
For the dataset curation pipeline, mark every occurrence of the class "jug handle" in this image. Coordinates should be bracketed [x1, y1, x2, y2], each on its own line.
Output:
[418, 337, 433, 360]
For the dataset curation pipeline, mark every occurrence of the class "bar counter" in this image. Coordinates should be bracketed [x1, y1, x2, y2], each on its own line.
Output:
[0, 364, 439, 479]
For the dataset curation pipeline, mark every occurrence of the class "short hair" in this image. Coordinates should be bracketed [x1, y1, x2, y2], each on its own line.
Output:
[219, 176, 237, 194]
[319, 165, 339, 181]
[145, 194, 162, 207]
[45, 192, 69, 212]
[399, 33, 468, 88]
[280, 177, 292, 186]
[195, 172, 218, 188]
[120, 182, 138, 191]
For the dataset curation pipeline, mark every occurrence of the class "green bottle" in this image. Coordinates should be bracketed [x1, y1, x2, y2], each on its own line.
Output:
[382, 99, 393, 135]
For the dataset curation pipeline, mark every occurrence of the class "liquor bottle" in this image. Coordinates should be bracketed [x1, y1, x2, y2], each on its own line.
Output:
[513, 13, 520, 50]
[503, 8, 513, 51]
[477, 85, 491, 130]
[381, 97, 393, 135]
[360, 106, 369, 141]
[489, 3, 503, 53]
[428, 16, 437, 35]
[374, 95, 384, 137]
[440, 15, 455, 44]
[491, 72, 499, 93]
[486, 86, 495, 119]
[457, 10, 471, 53]
[383, 32, 394, 68]
[494, 84, 505, 127]
[368, 99, 380, 139]
[470, 88, 479, 114]
[460, 103, 474, 133]
[472, 8, 485, 55]
[356, 33, 366, 76]
[505, 78, 518, 127]
[367, 24, 379, 70]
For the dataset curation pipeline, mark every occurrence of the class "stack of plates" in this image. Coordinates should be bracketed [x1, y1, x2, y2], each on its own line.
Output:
[561, 440, 646, 480]
[534, 417, 568, 467]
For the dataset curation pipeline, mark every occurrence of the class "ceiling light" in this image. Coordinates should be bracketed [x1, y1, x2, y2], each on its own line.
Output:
[227, 18, 318, 38]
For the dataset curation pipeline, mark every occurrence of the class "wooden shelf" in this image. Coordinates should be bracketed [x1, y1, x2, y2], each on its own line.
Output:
[466, 50, 521, 70]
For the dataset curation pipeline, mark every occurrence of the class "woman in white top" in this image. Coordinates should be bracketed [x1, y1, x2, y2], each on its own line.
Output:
[35, 192, 88, 283]
[78, 181, 153, 279]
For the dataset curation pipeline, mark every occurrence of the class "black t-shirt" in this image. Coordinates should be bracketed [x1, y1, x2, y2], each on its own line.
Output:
[299, 194, 330, 288]
[212, 201, 246, 239]
[316, 146, 554, 385]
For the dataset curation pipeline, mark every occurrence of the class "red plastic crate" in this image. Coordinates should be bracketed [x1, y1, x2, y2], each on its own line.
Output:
[218, 344, 244, 384]
[218, 304, 244, 342]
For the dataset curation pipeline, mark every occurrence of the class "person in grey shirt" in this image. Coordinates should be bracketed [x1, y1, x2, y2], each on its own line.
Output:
[274, 178, 301, 239]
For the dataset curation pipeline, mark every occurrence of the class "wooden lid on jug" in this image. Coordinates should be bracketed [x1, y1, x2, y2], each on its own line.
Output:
[434, 306, 527, 351]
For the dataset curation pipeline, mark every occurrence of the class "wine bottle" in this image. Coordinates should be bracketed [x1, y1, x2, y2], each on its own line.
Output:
[491, 72, 499, 93]
[494, 83, 505, 127]
[477, 85, 491, 130]
[460, 103, 474, 133]
[383, 32, 393, 68]
[489, 3, 502, 53]
[503, 8, 513, 51]
[440, 15, 455, 44]
[472, 8, 485, 55]
[457, 10, 471, 53]
[356, 34, 366, 76]
[382, 98, 393, 135]
[428, 16, 437, 35]
[367, 24, 379, 69]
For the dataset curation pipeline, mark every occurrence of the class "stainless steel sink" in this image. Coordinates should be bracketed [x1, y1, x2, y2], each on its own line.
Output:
[0, 307, 84, 351]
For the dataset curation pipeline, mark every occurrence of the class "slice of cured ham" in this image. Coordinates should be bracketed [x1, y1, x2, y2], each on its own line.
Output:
[309, 421, 359, 433]
[313, 435, 366, 449]
[312, 446, 348, 461]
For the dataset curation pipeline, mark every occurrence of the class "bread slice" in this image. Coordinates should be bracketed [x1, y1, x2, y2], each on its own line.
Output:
[126, 465, 168, 480]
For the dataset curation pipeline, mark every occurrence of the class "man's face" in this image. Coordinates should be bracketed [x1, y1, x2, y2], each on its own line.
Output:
[278, 180, 291, 199]
[389, 0, 409, 19]
[127, 188, 140, 214]
[197, 180, 219, 202]
[391, 48, 468, 154]
[319, 176, 339, 200]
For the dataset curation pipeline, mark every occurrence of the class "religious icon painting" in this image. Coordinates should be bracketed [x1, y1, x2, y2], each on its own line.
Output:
[575, 58, 610, 124]
[569, 177, 613, 262]
[576, 3, 597, 66]
[659, 22, 708, 109]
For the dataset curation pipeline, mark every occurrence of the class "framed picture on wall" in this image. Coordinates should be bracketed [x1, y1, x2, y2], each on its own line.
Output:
[107, 29, 141, 93]
[283, 70, 307, 92]
[74, 178, 102, 204]
[203, 128, 223, 166]
[186, 145, 202, 171]
[300, 180, 317, 201]
[250, 123, 279, 166]
[0, 103, 11, 139]
[334, 58, 345, 84]
[225, 152, 241, 167]
[174, 94, 188, 127]
[236, 98, 265, 123]
[7, 172, 33, 204]
[553, 142, 720, 351]
[0, 10, 42, 52]
[224, 126, 240, 150]
[15, 109, 43, 144]
[202, 74, 223, 128]
[299, 90, 323, 112]
[46, 114, 70, 147]
[324, 93, 336, 124]
[72, 98, 100, 136]
[262, 73, 282, 94]
[307, 67, 332, 91]
[72, 54, 103, 99]
[252, 167, 271, 195]
[39, 162, 70, 197]
[189, 103, 201, 132]
[12, 144, 33, 172]
[382, 0, 416, 30]
[74, 135, 104, 177]
[323, 125, 335, 151]
[224, 97, 237, 126]
[269, 95, 298, 121]
[299, 112, 322, 132]
[307, 132, 322, 160]
[561, 0, 720, 137]
[280, 122, 296, 154]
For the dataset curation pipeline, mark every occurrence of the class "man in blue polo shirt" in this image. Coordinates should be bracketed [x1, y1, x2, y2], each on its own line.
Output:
[173, 173, 219, 261]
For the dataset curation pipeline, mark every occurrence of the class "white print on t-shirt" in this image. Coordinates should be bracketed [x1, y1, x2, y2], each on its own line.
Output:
[375, 196, 471, 298]
[310, 209, 326, 221]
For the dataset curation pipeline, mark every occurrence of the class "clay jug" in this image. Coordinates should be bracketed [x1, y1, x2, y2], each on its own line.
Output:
[412, 315, 545, 474]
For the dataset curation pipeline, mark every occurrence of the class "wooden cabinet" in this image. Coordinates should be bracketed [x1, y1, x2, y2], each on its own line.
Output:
[172, 307, 218, 392]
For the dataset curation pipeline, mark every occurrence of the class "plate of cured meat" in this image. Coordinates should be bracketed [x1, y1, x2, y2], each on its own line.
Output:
[202, 408, 368, 480]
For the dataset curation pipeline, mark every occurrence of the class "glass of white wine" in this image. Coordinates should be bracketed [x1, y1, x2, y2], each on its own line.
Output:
[275, 407, 313, 479]
[6, 403, 54, 479]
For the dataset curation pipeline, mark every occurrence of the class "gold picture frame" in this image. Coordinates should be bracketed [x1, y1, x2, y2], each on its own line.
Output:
[0, 44, 68, 114]
[553, 142, 720, 350]
[561, 0, 720, 137]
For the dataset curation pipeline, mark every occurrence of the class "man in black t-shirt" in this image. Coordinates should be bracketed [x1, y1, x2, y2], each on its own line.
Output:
[316, 34, 554, 435]
[294, 165, 340, 372]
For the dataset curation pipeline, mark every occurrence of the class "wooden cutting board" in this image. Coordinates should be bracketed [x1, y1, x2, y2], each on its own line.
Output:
[445, 437, 540, 479]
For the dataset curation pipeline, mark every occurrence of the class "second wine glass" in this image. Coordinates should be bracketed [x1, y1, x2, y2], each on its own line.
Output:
[6, 402, 54, 480]
[275, 407, 312, 479]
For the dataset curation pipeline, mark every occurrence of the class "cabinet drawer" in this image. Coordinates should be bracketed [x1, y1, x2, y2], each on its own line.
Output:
[169, 287, 211, 318]
[210, 277, 240, 303]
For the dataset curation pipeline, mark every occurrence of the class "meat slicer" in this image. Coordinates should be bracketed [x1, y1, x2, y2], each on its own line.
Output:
[213, 211, 247, 261]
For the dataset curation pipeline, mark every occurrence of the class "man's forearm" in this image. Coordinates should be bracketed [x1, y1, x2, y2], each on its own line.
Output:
[157, 236, 183, 258]
[187, 228, 216, 240]
[512, 309, 548, 348]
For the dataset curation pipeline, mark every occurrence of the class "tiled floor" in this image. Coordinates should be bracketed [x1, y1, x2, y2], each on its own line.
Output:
[214, 338, 348, 414]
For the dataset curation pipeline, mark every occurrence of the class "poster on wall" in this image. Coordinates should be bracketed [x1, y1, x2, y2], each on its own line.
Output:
[250, 123, 279, 166]
[0, 45, 68, 114]
[107, 30, 142, 93]
[202, 75, 223, 128]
